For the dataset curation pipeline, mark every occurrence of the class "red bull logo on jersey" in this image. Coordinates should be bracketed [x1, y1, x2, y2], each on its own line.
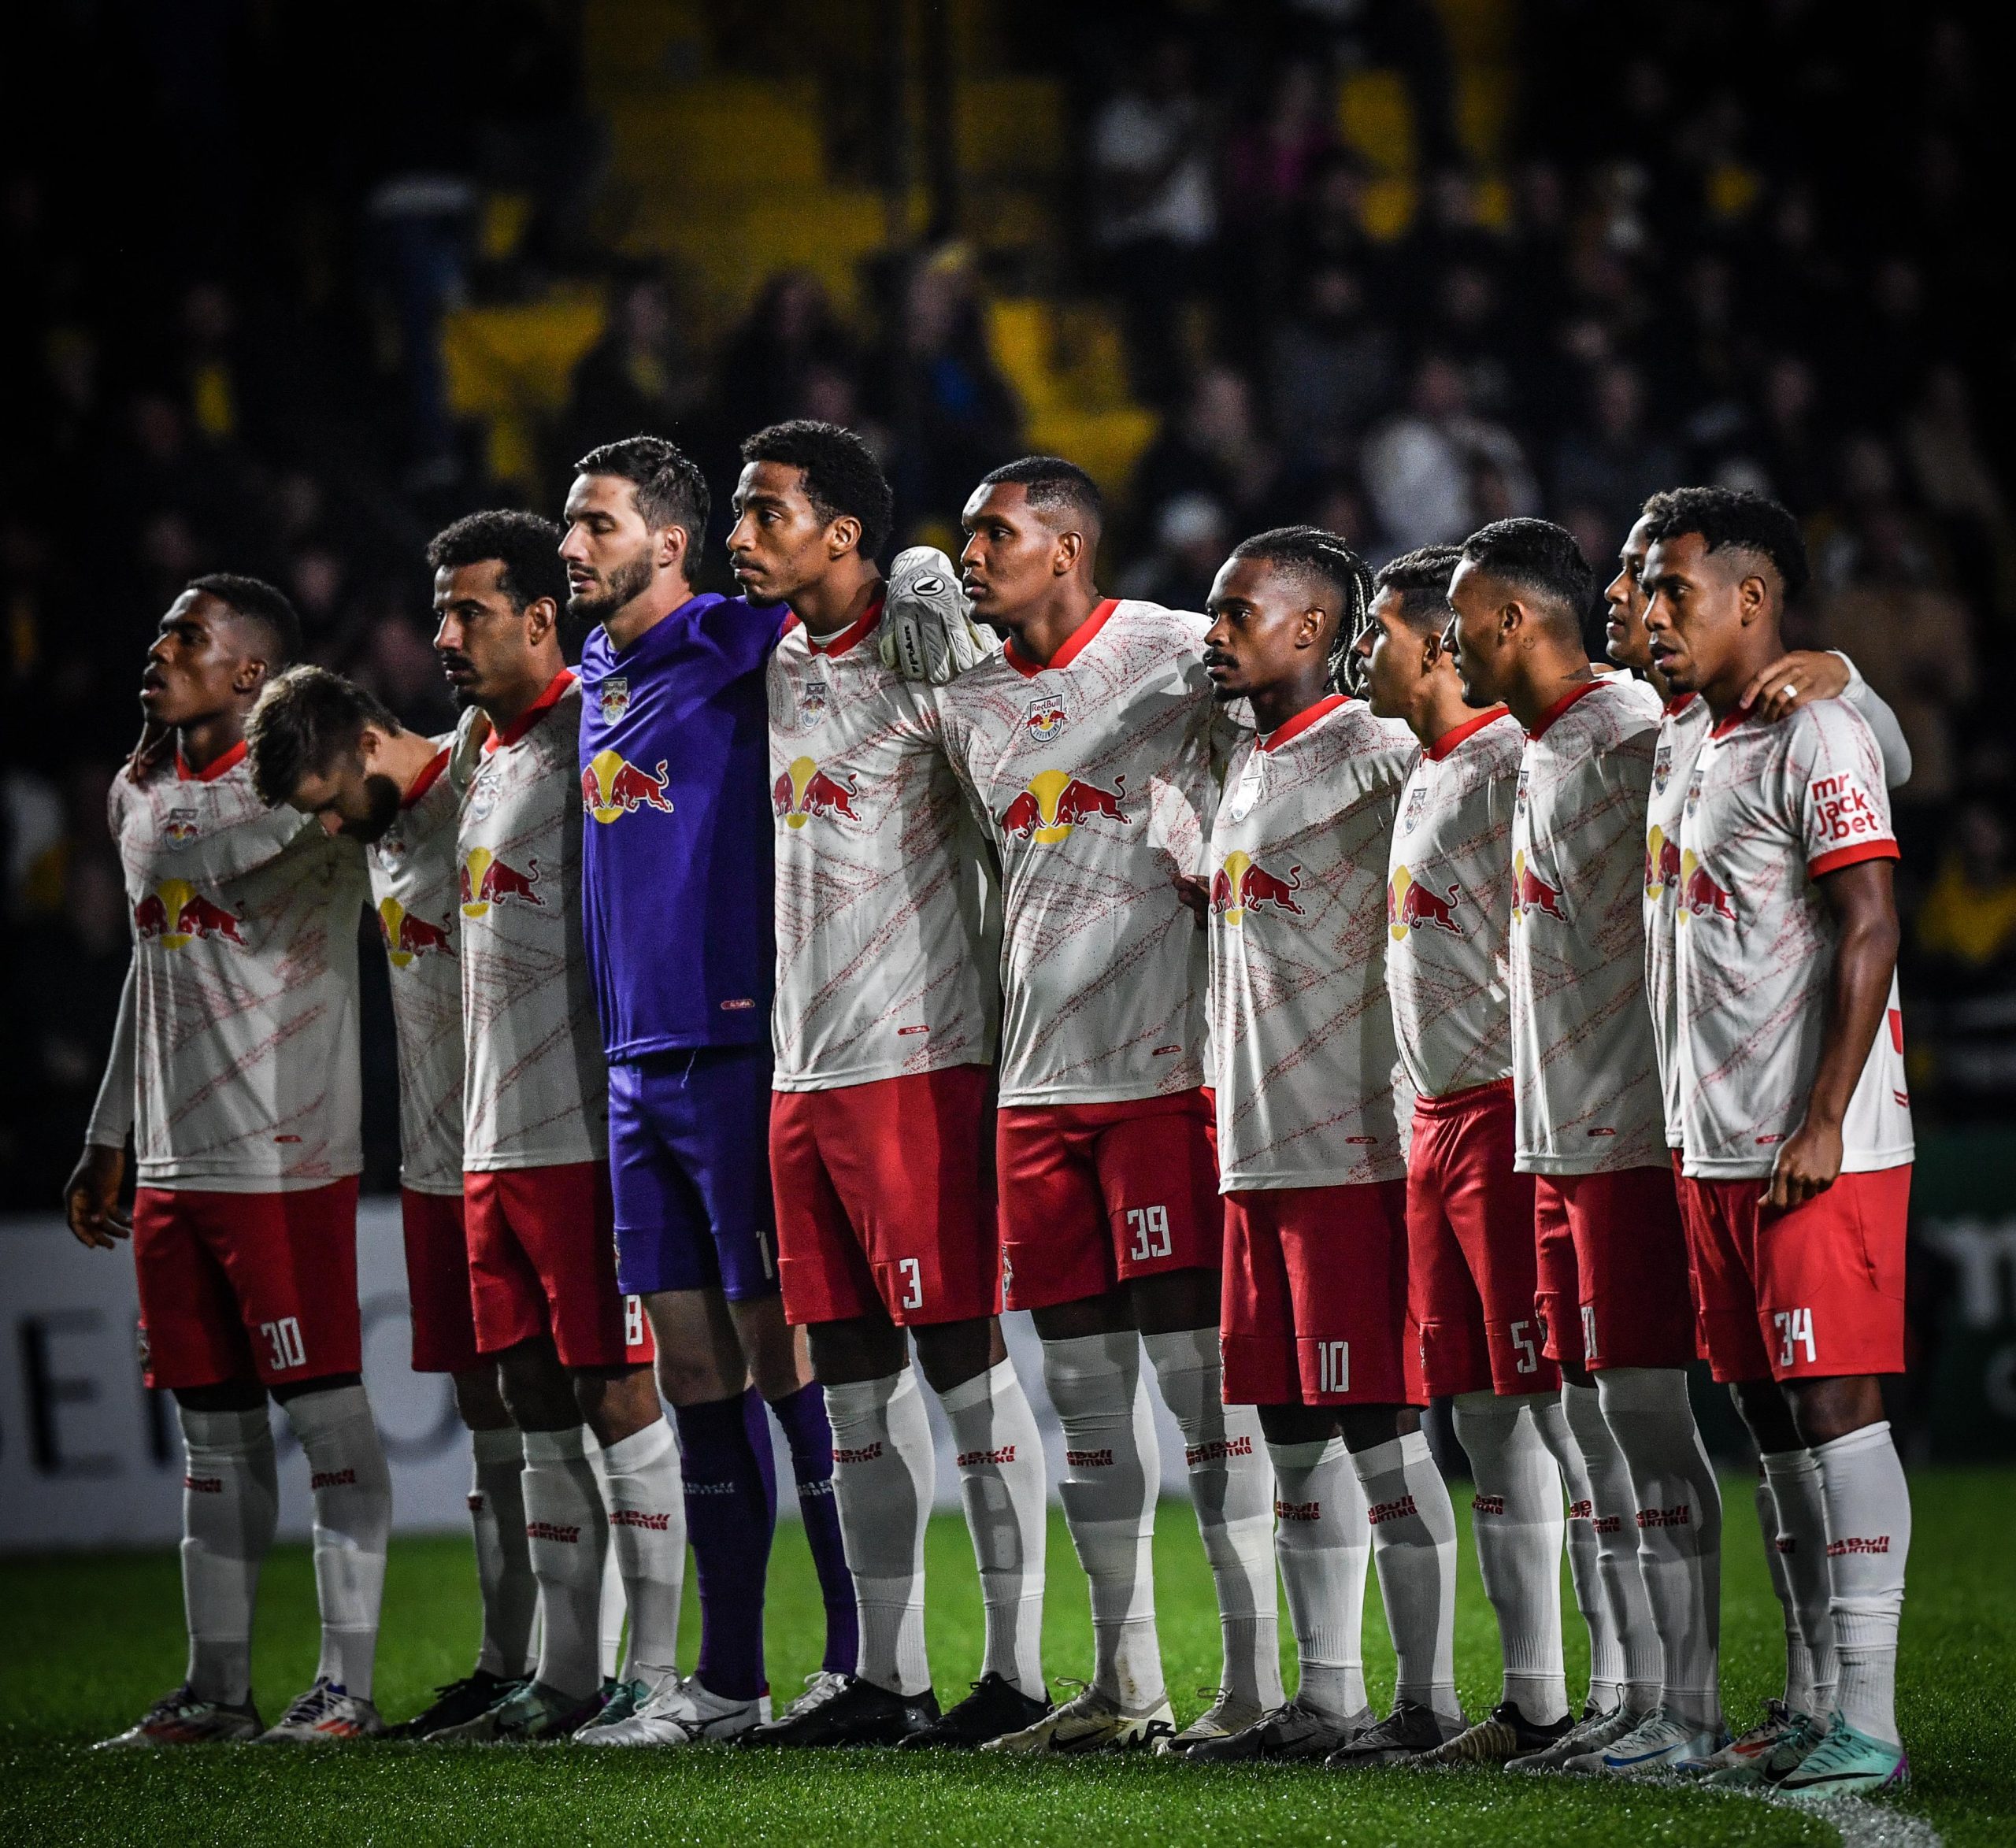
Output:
[582, 750, 674, 824]
[1652, 739, 1677, 796]
[1510, 848, 1566, 922]
[774, 756, 861, 830]
[161, 807, 200, 849]
[1644, 824, 1683, 900]
[134, 879, 245, 950]
[597, 676, 629, 724]
[1212, 849, 1306, 924]
[1024, 695, 1067, 742]
[1677, 848, 1737, 923]
[459, 847, 544, 917]
[999, 768, 1128, 844]
[377, 897, 454, 968]
[1388, 864, 1464, 939]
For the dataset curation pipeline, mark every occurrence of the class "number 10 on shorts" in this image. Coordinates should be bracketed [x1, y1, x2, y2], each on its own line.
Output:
[1126, 1204, 1172, 1262]
[1317, 1340, 1350, 1395]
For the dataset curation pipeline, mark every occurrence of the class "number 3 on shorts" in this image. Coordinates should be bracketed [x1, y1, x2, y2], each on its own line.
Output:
[899, 1257, 924, 1311]
[1126, 1204, 1172, 1263]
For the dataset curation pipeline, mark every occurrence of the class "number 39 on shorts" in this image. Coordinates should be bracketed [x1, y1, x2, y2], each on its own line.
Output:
[1126, 1204, 1172, 1262]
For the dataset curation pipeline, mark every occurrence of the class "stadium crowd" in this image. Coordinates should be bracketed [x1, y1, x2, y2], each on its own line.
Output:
[4, 0, 2012, 1198]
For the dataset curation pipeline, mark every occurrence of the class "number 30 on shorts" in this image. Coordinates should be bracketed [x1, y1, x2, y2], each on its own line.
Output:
[260, 1316, 306, 1372]
[1126, 1204, 1172, 1262]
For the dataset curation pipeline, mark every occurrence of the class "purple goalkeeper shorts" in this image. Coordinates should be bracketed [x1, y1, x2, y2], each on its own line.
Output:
[607, 1044, 780, 1301]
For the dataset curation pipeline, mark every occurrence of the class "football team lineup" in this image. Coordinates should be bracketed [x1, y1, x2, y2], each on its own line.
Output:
[55, 425, 1937, 1833]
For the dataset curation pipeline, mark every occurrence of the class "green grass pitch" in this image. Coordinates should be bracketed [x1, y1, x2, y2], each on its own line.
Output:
[2, 1470, 2010, 1846]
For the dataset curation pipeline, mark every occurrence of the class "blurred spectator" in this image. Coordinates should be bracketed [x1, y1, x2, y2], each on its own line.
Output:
[1917, 799, 2016, 983]
[1120, 494, 1228, 612]
[562, 272, 700, 455]
[1132, 366, 1280, 535]
[1269, 265, 1399, 469]
[1362, 354, 1537, 554]
[1552, 362, 1681, 542]
[713, 270, 857, 444]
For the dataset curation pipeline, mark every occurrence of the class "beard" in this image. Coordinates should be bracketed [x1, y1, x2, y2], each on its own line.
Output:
[342, 772, 405, 843]
[568, 551, 654, 622]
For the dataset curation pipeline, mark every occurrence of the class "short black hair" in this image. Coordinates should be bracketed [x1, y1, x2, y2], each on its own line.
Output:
[425, 509, 568, 613]
[740, 420, 895, 560]
[976, 455, 1105, 533]
[1638, 486, 1810, 601]
[1229, 524, 1377, 691]
[244, 664, 399, 808]
[1459, 518, 1594, 631]
[573, 434, 710, 555]
[1373, 544, 1463, 631]
[187, 572, 301, 668]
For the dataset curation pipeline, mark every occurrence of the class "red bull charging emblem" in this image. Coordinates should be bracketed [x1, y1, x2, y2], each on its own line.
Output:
[774, 756, 861, 829]
[377, 897, 454, 967]
[460, 847, 544, 917]
[999, 768, 1128, 844]
[1212, 849, 1306, 923]
[1677, 847, 1737, 922]
[134, 879, 245, 949]
[1510, 848, 1567, 922]
[1387, 864, 1463, 939]
[582, 750, 674, 824]
[1644, 824, 1683, 900]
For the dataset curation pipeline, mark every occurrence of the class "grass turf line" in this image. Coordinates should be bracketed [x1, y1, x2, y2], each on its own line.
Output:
[1, 1469, 2008, 1846]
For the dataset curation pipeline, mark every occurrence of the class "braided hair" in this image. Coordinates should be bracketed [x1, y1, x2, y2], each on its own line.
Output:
[1227, 525, 1377, 693]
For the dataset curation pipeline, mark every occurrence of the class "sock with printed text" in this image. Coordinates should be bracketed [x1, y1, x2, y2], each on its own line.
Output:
[1562, 1381, 1661, 1712]
[598, 1417, 685, 1683]
[1268, 1437, 1369, 1722]
[1760, 1446, 1837, 1718]
[825, 1369, 932, 1696]
[584, 1439, 628, 1679]
[1353, 1431, 1460, 1721]
[770, 1380, 858, 1676]
[938, 1357, 1047, 1695]
[1530, 1391, 1617, 1710]
[468, 1427, 536, 1679]
[520, 1425, 607, 1701]
[284, 1384, 391, 1700]
[1813, 1420, 1910, 1745]
[177, 1404, 279, 1708]
[674, 1391, 775, 1702]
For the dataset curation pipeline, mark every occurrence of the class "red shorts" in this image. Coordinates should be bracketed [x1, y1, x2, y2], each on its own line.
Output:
[400, 1187, 482, 1376]
[995, 1090, 1220, 1311]
[1408, 1080, 1556, 1396]
[771, 1065, 999, 1328]
[1532, 1165, 1696, 1371]
[1678, 1165, 1910, 1383]
[465, 1163, 654, 1370]
[134, 1179, 361, 1391]
[1222, 1179, 1420, 1407]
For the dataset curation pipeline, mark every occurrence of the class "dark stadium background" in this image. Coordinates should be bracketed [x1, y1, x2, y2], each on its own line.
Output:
[3, 0, 2012, 1457]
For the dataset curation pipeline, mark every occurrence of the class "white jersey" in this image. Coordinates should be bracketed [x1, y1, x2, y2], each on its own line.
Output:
[88, 742, 369, 1191]
[1675, 699, 1913, 1178]
[768, 605, 999, 1089]
[459, 673, 607, 1169]
[1509, 675, 1667, 1173]
[936, 597, 1225, 1106]
[1643, 694, 1712, 1147]
[1209, 694, 1418, 1188]
[1385, 706, 1522, 1102]
[366, 736, 465, 1194]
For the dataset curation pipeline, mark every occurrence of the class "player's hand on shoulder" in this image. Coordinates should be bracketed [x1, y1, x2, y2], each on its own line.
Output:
[1765, 1117, 1843, 1211]
[879, 546, 1002, 684]
[1740, 650, 1851, 724]
[126, 720, 172, 785]
[64, 1144, 131, 1250]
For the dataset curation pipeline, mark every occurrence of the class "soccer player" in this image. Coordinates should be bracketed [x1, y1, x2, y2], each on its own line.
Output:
[243, 665, 537, 1737]
[1179, 527, 1461, 1766]
[725, 420, 1051, 1749]
[1445, 519, 1725, 1773]
[1641, 488, 1916, 1799]
[67, 576, 392, 1745]
[936, 458, 1280, 1756]
[1354, 546, 1623, 1764]
[1610, 491, 1912, 1782]
[416, 512, 684, 1746]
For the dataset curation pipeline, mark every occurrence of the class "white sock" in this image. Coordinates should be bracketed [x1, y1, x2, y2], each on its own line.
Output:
[1596, 1368, 1723, 1731]
[1351, 1431, 1459, 1721]
[177, 1404, 278, 1707]
[1759, 1447, 1837, 1718]
[1041, 1331, 1162, 1709]
[1529, 1390, 1614, 1711]
[584, 1441, 628, 1680]
[1455, 1393, 1567, 1724]
[598, 1418, 685, 1683]
[1142, 1327, 1281, 1712]
[1813, 1420, 1910, 1745]
[521, 1425, 608, 1701]
[283, 1384, 391, 1700]
[469, 1427, 536, 1679]
[939, 1357, 1047, 1696]
[1268, 1438, 1369, 1723]
[825, 1369, 933, 1697]
[1562, 1381, 1660, 1713]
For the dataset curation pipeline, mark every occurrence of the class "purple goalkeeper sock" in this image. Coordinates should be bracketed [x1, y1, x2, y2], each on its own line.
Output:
[674, 1391, 776, 1702]
[769, 1381, 858, 1675]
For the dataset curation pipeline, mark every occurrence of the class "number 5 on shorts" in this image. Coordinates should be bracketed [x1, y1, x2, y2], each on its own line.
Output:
[1510, 1319, 1539, 1376]
[1126, 1204, 1172, 1262]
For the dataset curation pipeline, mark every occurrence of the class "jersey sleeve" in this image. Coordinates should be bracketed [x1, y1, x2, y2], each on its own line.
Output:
[1789, 702, 1899, 878]
[700, 596, 791, 676]
[1831, 652, 1914, 790]
[84, 960, 137, 1148]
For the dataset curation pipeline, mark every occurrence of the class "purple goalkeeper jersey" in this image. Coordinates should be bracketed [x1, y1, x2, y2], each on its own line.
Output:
[578, 591, 791, 1060]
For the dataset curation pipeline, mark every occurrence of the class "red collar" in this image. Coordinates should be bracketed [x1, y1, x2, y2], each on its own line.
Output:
[1662, 691, 1699, 719]
[803, 594, 884, 659]
[1258, 692, 1350, 753]
[404, 746, 450, 808]
[1424, 705, 1508, 762]
[1708, 705, 1755, 740]
[1525, 677, 1603, 741]
[176, 739, 246, 782]
[1005, 598, 1117, 677]
[485, 668, 575, 753]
